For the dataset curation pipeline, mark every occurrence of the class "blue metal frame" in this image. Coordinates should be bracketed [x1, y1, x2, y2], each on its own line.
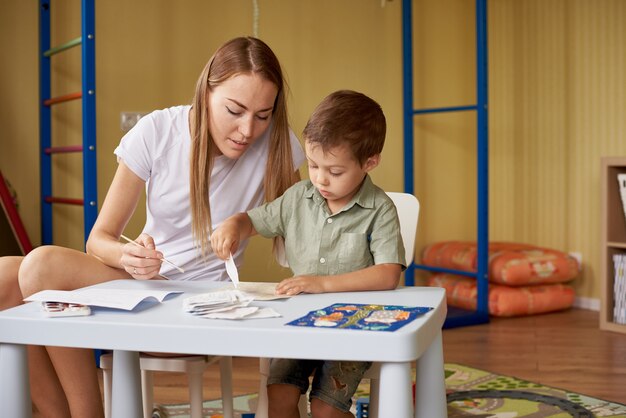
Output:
[39, 0, 52, 245]
[402, 0, 490, 328]
[81, 0, 98, 242]
[413, 105, 477, 115]
[39, 0, 98, 246]
[401, 0, 415, 283]
[475, 0, 489, 320]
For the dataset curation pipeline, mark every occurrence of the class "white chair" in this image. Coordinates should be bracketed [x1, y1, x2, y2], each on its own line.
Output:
[100, 353, 234, 418]
[255, 192, 420, 418]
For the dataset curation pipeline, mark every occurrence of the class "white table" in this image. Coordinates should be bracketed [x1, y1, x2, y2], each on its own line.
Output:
[0, 280, 447, 418]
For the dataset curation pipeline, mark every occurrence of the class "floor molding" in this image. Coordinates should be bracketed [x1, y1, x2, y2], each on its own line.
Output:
[573, 296, 600, 311]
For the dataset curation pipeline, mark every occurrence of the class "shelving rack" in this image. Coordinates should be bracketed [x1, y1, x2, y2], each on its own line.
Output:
[401, 0, 490, 328]
[39, 0, 98, 245]
[600, 157, 626, 334]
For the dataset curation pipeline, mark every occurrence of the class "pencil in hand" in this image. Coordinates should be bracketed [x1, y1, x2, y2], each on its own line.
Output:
[120, 234, 185, 273]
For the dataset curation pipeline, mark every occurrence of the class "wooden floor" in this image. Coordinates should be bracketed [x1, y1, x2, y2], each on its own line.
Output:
[106, 307, 626, 409]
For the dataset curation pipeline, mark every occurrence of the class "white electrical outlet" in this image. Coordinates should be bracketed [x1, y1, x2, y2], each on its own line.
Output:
[120, 112, 147, 132]
[569, 251, 583, 270]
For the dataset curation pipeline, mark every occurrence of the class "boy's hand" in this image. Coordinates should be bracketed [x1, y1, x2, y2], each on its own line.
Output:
[275, 275, 325, 295]
[210, 219, 241, 260]
[211, 213, 256, 260]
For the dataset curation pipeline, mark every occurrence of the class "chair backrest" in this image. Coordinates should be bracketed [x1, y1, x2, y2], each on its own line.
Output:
[386, 192, 420, 265]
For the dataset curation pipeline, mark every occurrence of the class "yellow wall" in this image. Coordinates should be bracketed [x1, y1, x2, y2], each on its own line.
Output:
[486, 0, 626, 298]
[1, 0, 624, 300]
[0, 1, 40, 250]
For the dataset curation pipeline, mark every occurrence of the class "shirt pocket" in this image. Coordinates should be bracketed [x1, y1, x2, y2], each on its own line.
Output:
[337, 232, 373, 272]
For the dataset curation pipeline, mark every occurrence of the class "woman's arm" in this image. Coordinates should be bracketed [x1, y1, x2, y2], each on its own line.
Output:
[86, 161, 164, 279]
[275, 263, 402, 295]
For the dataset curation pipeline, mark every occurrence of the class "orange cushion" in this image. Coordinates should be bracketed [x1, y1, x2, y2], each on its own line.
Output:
[428, 273, 575, 317]
[422, 241, 579, 286]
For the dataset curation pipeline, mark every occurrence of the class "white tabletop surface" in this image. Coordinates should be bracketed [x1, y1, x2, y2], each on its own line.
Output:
[0, 280, 448, 418]
[0, 280, 446, 363]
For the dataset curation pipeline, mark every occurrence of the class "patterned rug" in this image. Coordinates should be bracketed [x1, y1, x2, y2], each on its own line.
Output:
[155, 363, 626, 418]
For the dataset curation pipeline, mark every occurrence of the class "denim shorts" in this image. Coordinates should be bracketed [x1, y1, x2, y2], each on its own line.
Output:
[267, 358, 372, 412]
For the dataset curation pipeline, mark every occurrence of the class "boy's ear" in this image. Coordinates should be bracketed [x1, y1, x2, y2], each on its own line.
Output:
[363, 154, 381, 172]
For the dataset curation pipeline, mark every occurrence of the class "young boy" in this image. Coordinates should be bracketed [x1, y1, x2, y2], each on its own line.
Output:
[211, 90, 406, 418]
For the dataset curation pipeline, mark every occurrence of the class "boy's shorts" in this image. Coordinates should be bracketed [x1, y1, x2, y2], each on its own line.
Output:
[267, 358, 372, 413]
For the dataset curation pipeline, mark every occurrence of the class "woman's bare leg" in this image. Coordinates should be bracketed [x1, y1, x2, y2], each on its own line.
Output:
[0, 256, 72, 417]
[18, 245, 130, 294]
[0, 256, 24, 310]
[46, 347, 105, 418]
[19, 246, 131, 418]
[28, 346, 72, 418]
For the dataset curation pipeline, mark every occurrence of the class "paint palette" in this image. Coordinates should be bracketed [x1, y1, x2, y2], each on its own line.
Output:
[41, 301, 91, 317]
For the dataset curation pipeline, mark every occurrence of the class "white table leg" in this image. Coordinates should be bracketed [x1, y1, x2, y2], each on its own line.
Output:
[0, 343, 32, 418]
[378, 361, 412, 418]
[255, 357, 270, 418]
[111, 350, 142, 418]
[415, 331, 447, 418]
[219, 356, 234, 418]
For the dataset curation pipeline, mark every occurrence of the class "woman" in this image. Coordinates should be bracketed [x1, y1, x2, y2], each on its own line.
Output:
[0, 36, 304, 417]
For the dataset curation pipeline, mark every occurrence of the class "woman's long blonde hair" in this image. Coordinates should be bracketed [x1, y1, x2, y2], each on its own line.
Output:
[189, 37, 299, 258]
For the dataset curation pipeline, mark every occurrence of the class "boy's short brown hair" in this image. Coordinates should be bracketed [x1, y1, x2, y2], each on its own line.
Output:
[303, 90, 386, 165]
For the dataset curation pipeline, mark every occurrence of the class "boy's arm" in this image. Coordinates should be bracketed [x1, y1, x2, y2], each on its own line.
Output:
[275, 263, 402, 296]
[210, 213, 257, 260]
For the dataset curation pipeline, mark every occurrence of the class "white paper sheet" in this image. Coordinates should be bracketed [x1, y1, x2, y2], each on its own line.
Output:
[183, 289, 253, 312]
[199, 306, 281, 319]
[182, 284, 287, 319]
[225, 253, 240, 288]
[217, 282, 291, 301]
[201, 306, 259, 319]
[25, 288, 182, 311]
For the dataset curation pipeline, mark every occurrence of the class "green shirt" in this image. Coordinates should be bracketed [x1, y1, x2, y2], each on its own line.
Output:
[247, 175, 406, 276]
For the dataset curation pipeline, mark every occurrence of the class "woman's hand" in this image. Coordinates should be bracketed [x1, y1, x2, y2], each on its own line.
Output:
[119, 233, 164, 280]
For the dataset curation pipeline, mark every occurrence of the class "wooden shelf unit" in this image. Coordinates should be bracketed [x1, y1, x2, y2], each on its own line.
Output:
[600, 157, 626, 333]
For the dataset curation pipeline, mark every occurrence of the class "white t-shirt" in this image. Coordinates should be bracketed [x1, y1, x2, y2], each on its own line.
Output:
[114, 105, 305, 281]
